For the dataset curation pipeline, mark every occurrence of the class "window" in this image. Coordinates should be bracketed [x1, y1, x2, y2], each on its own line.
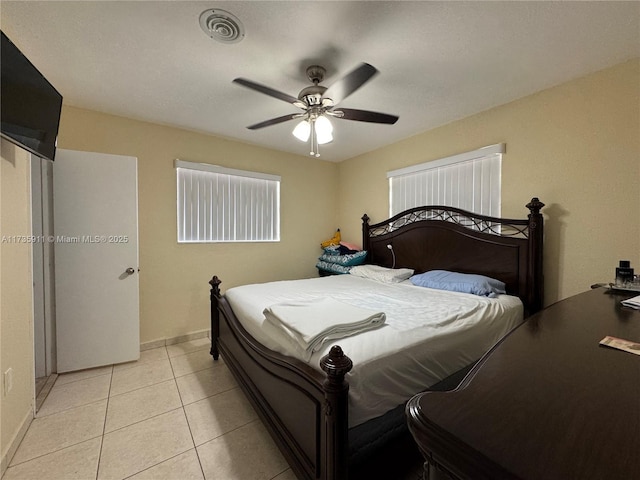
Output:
[387, 143, 504, 217]
[176, 160, 280, 243]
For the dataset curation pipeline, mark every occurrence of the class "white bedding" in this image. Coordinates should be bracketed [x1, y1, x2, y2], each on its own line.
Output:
[225, 274, 523, 427]
[263, 298, 386, 361]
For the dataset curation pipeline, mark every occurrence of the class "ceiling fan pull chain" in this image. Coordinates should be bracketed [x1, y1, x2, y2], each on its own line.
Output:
[310, 119, 318, 157]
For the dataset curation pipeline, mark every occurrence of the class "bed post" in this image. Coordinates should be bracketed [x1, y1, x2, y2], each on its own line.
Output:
[361, 214, 371, 256]
[525, 198, 545, 314]
[209, 276, 221, 360]
[320, 346, 353, 480]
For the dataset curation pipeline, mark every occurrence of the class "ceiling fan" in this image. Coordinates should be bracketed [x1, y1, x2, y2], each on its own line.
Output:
[233, 63, 399, 157]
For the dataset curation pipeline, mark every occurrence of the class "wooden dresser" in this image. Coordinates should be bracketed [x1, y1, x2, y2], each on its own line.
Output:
[406, 288, 640, 480]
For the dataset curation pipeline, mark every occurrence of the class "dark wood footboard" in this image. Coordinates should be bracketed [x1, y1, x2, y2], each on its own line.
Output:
[209, 276, 353, 480]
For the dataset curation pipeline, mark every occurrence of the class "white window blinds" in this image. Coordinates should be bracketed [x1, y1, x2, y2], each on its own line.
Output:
[176, 160, 280, 243]
[388, 144, 504, 217]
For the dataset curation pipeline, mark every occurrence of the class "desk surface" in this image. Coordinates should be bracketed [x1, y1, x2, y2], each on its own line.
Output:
[406, 288, 640, 480]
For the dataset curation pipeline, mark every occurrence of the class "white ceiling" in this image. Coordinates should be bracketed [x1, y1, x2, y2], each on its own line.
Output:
[1, 1, 638, 162]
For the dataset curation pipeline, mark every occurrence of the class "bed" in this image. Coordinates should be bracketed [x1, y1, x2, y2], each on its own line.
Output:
[208, 198, 544, 480]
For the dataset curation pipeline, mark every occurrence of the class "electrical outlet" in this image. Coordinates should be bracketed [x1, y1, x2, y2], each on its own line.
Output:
[4, 368, 13, 395]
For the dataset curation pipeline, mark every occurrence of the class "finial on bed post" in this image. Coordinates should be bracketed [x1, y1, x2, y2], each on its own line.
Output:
[526, 197, 544, 217]
[209, 275, 222, 297]
[320, 346, 353, 480]
[525, 198, 545, 315]
[321, 345, 353, 381]
[209, 276, 222, 360]
[362, 214, 371, 259]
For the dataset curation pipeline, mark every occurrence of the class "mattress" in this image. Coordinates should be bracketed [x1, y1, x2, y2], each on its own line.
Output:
[225, 274, 523, 427]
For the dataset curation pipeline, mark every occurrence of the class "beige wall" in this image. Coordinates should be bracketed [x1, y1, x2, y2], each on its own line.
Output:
[1, 139, 34, 469]
[46, 58, 640, 344]
[337, 59, 640, 305]
[57, 109, 339, 343]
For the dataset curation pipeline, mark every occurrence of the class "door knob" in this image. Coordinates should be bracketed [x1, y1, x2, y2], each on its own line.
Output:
[125, 267, 136, 275]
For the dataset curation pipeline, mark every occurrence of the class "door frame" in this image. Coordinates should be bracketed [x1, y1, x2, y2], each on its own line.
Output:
[31, 154, 56, 378]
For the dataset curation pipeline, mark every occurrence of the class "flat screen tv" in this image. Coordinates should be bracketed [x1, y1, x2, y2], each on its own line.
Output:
[1, 30, 63, 161]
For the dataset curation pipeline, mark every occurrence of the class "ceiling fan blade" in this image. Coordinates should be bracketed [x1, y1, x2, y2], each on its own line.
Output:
[233, 78, 299, 105]
[336, 108, 399, 124]
[247, 114, 300, 130]
[323, 63, 378, 105]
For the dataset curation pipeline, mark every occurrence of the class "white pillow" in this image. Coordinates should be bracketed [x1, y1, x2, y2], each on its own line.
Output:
[349, 264, 414, 283]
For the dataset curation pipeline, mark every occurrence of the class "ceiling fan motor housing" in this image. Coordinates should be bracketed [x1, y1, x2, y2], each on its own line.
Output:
[298, 85, 327, 106]
[298, 65, 328, 106]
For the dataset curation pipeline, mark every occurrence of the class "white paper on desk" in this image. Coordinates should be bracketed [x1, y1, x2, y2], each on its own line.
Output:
[621, 294, 640, 309]
[600, 336, 640, 356]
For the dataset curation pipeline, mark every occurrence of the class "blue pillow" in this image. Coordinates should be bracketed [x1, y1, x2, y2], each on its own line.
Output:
[316, 260, 352, 275]
[318, 250, 368, 266]
[323, 246, 341, 256]
[410, 270, 506, 297]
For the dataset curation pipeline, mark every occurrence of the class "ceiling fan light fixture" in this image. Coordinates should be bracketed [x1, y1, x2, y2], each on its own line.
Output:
[315, 115, 333, 134]
[315, 116, 333, 145]
[317, 131, 333, 145]
[292, 120, 311, 142]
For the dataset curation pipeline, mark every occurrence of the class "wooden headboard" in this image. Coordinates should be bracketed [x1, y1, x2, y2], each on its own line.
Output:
[362, 198, 544, 316]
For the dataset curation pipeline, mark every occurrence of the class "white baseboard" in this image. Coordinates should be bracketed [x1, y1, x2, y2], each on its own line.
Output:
[140, 329, 210, 352]
[1, 408, 33, 476]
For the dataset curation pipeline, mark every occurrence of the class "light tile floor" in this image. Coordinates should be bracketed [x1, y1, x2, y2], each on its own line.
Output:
[4, 338, 297, 480]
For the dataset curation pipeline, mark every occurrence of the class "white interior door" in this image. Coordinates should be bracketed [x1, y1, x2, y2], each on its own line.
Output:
[54, 149, 139, 373]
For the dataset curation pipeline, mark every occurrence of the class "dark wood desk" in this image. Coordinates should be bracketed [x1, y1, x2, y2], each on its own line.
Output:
[406, 288, 640, 480]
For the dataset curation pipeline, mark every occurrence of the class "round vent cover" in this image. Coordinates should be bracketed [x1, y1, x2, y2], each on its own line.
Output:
[199, 9, 245, 44]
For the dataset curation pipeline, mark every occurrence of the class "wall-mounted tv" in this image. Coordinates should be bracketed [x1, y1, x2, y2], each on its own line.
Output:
[1, 30, 63, 161]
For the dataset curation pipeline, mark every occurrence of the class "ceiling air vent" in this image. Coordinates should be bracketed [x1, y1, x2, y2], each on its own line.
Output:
[199, 9, 245, 44]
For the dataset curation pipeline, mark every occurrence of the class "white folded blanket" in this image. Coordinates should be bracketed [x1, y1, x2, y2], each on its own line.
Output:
[621, 294, 640, 309]
[263, 298, 386, 361]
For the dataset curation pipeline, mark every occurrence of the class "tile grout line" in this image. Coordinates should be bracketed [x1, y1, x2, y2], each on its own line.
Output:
[11, 390, 113, 468]
[2, 435, 107, 478]
[165, 341, 212, 360]
[168, 354, 205, 478]
[5, 371, 113, 471]
[269, 466, 293, 480]
[34, 373, 58, 412]
[9, 342, 218, 479]
[172, 341, 217, 479]
[108, 376, 177, 401]
[95, 364, 114, 480]
[118, 449, 198, 480]
[104, 347, 182, 435]
[103, 406, 186, 437]
[178, 407, 207, 480]
[5, 434, 105, 470]
[170, 345, 215, 480]
[193, 417, 260, 448]
[98, 348, 193, 478]
[41, 346, 208, 418]
[34, 381, 112, 420]
[53, 369, 111, 388]
[173, 365, 217, 380]
[168, 348, 219, 379]
[109, 356, 175, 398]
